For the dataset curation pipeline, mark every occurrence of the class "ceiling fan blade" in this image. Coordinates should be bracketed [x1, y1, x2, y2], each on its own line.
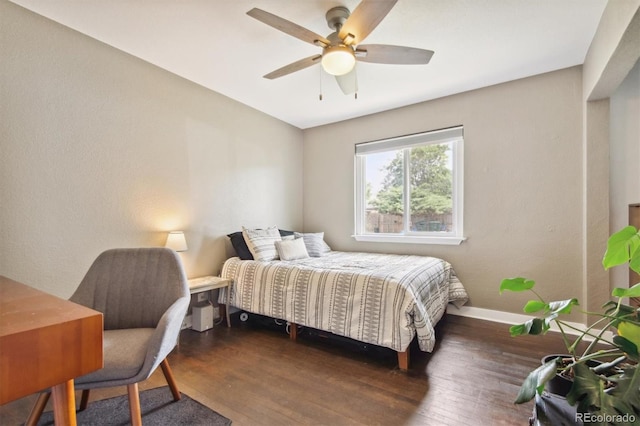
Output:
[335, 68, 358, 95]
[247, 8, 330, 47]
[356, 44, 434, 64]
[264, 55, 322, 79]
[338, 0, 398, 45]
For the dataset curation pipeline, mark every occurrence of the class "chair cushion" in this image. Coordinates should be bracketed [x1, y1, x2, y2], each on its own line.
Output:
[75, 328, 154, 385]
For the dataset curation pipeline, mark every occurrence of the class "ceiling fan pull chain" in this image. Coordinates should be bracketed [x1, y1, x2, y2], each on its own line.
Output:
[319, 65, 323, 101]
[354, 63, 358, 99]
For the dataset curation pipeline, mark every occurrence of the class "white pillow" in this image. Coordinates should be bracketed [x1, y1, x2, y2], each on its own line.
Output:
[294, 232, 330, 257]
[275, 238, 309, 261]
[242, 226, 281, 261]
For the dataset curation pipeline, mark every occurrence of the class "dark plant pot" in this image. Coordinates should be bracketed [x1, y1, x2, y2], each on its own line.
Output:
[542, 354, 573, 397]
[541, 354, 607, 398]
[536, 355, 626, 425]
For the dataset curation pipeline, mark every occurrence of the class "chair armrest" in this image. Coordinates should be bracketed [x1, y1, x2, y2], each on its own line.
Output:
[136, 295, 190, 381]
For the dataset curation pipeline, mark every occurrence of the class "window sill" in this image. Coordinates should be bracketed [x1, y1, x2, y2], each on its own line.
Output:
[352, 234, 466, 245]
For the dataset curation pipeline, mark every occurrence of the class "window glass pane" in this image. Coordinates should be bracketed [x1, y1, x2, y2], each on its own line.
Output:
[364, 149, 404, 234]
[355, 126, 463, 243]
[408, 143, 453, 232]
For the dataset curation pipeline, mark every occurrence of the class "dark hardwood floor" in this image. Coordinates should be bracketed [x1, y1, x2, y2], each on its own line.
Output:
[0, 314, 570, 425]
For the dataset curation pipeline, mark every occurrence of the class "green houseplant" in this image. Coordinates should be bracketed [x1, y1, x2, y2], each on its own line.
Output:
[500, 226, 640, 422]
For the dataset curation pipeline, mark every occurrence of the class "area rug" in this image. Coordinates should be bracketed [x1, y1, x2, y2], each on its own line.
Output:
[36, 386, 231, 426]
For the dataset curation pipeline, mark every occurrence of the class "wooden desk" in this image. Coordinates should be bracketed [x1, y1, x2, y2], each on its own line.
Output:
[0, 276, 103, 425]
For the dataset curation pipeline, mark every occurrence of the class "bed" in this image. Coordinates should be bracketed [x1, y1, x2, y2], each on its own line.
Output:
[219, 249, 468, 370]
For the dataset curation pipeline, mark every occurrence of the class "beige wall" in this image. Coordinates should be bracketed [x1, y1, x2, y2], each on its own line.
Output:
[581, 1, 639, 313]
[302, 1, 640, 319]
[2, 1, 638, 321]
[0, 2, 303, 298]
[583, 0, 640, 101]
[610, 59, 640, 288]
[303, 67, 585, 314]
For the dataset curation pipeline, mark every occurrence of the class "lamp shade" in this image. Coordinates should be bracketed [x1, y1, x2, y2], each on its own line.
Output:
[165, 231, 188, 252]
[321, 45, 356, 76]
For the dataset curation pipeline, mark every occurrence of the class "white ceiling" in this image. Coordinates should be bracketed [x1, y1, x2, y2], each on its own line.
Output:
[11, 0, 607, 129]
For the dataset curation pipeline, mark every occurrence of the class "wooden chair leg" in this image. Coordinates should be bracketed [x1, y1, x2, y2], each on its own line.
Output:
[79, 389, 90, 411]
[127, 383, 142, 426]
[25, 392, 50, 426]
[160, 358, 181, 401]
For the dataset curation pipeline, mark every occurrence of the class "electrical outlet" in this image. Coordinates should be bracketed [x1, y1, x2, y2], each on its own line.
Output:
[181, 315, 192, 330]
[197, 292, 208, 302]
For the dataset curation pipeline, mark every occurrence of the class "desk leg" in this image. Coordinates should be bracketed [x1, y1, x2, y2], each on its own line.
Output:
[51, 380, 77, 426]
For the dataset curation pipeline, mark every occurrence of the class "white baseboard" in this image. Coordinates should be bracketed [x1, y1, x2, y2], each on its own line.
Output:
[446, 305, 593, 338]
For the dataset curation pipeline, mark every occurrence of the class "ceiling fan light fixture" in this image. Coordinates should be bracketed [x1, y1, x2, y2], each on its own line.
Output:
[321, 45, 356, 76]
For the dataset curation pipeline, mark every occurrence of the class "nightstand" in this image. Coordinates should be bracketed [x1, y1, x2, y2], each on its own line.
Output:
[187, 276, 232, 328]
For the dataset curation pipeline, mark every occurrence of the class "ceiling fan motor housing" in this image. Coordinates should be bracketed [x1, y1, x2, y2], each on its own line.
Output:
[325, 6, 350, 31]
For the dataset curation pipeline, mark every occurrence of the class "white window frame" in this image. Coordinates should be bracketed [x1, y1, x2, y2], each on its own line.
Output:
[354, 126, 465, 245]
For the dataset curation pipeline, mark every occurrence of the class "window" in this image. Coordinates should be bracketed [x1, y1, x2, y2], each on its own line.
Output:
[354, 126, 464, 245]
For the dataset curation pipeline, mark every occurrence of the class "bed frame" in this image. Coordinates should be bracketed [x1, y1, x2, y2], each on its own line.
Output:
[286, 320, 410, 370]
[220, 251, 468, 372]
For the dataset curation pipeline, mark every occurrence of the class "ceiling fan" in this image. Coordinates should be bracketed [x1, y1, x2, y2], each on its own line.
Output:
[247, 0, 434, 96]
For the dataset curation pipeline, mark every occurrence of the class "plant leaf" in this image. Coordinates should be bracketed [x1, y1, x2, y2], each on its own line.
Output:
[612, 283, 640, 298]
[603, 226, 640, 271]
[610, 366, 640, 416]
[544, 312, 558, 330]
[613, 335, 639, 362]
[523, 300, 547, 314]
[514, 358, 558, 404]
[509, 318, 546, 337]
[566, 363, 610, 415]
[596, 366, 640, 420]
[617, 323, 640, 357]
[500, 277, 535, 294]
[548, 298, 579, 315]
[568, 362, 640, 418]
[604, 302, 636, 329]
[509, 323, 526, 337]
[602, 300, 618, 313]
[630, 234, 640, 273]
[528, 318, 545, 335]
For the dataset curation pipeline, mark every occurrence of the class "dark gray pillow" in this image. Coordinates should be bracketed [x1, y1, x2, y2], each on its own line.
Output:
[227, 232, 253, 260]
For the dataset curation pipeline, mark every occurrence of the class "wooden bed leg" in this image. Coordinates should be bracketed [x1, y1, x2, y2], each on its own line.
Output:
[289, 322, 298, 341]
[397, 350, 410, 371]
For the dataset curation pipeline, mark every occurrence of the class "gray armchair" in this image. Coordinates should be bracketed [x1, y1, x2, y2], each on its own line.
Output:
[26, 248, 190, 426]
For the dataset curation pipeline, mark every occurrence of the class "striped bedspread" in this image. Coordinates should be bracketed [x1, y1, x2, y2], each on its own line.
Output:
[220, 251, 468, 352]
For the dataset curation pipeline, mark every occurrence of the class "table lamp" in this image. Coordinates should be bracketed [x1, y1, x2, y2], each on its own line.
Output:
[165, 231, 188, 252]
